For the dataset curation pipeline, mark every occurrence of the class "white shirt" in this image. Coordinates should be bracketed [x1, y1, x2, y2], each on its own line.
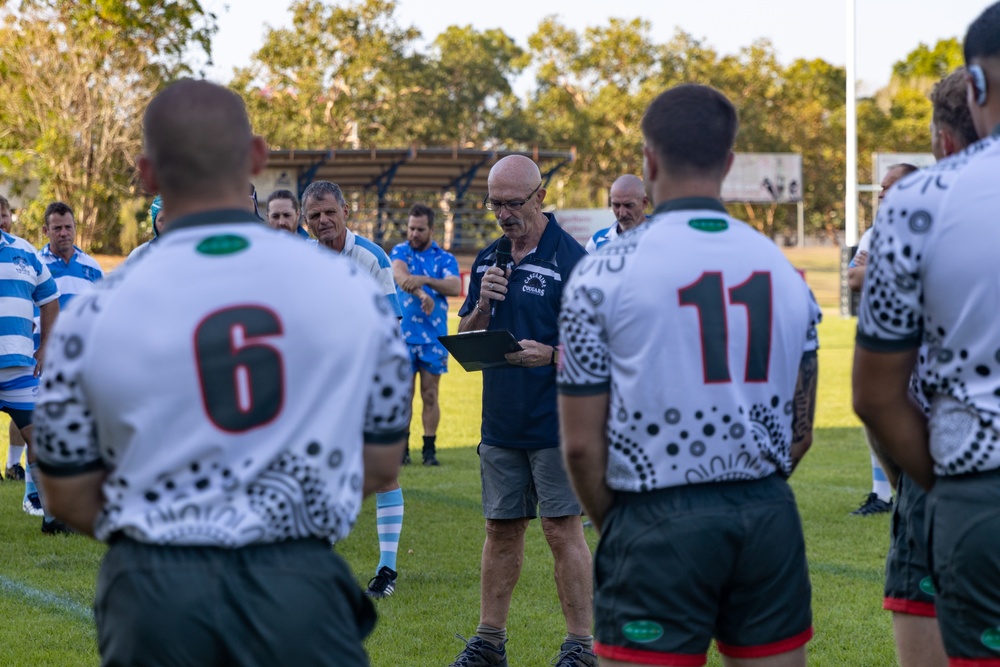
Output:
[558, 199, 820, 491]
[34, 212, 411, 546]
[857, 134, 1000, 476]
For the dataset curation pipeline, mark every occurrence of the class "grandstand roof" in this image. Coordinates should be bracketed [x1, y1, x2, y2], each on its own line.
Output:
[266, 147, 576, 199]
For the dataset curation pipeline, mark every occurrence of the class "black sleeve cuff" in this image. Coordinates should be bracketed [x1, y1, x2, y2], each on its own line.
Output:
[557, 382, 612, 396]
[856, 331, 921, 353]
[35, 458, 106, 478]
[364, 427, 409, 445]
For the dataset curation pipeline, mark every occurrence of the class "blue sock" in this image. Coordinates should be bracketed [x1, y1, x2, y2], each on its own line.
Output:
[24, 462, 37, 501]
[375, 488, 404, 573]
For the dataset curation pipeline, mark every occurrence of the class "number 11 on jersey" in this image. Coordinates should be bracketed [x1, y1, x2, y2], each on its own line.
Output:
[678, 271, 772, 384]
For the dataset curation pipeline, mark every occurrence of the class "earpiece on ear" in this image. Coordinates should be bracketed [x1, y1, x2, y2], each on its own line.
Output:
[969, 64, 989, 107]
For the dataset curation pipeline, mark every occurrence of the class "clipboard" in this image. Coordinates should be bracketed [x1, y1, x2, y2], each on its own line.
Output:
[438, 329, 523, 372]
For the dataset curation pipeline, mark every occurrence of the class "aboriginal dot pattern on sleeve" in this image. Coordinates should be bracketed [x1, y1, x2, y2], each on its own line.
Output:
[857, 136, 1000, 476]
[33, 223, 415, 546]
[559, 210, 815, 491]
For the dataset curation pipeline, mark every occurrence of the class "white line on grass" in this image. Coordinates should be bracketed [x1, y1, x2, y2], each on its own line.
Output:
[0, 574, 93, 622]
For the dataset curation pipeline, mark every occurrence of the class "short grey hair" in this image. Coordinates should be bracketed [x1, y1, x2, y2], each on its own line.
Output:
[301, 181, 347, 209]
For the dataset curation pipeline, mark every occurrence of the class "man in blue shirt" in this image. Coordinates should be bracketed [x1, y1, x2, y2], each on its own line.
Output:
[390, 204, 460, 466]
[451, 155, 593, 667]
[39, 202, 104, 308]
[0, 221, 60, 531]
[584, 174, 649, 253]
[303, 180, 405, 601]
[265, 189, 311, 239]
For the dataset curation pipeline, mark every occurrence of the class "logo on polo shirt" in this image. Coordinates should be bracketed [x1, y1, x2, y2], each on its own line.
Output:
[12, 256, 31, 275]
[523, 273, 546, 296]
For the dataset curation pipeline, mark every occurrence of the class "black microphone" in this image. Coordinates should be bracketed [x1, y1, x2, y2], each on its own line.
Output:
[491, 237, 512, 318]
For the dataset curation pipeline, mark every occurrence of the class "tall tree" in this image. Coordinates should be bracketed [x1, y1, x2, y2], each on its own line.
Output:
[231, 0, 427, 150]
[525, 16, 661, 208]
[420, 25, 527, 147]
[0, 0, 216, 252]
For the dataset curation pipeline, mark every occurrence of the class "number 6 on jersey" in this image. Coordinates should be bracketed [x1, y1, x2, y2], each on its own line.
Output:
[195, 305, 285, 432]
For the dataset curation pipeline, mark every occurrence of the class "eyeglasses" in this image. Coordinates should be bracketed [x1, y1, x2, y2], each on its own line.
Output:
[484, 182, 542, 212]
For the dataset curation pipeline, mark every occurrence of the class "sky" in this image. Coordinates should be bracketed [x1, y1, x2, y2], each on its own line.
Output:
[201, 0, 988, 95]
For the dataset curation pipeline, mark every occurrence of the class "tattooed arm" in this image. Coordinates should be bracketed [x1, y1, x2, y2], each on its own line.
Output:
[789, 351, 818, 473]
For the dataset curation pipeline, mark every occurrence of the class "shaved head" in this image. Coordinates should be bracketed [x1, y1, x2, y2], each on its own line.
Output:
[142, 79, 255, 200]
[609, 174, 649, 231]
[486, 155, 547, 248]
[610, 175, 645, 199]
[488, 155, 542, 192]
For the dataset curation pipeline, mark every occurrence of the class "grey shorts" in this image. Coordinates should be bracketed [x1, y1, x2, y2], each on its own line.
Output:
[478, 443, 582, 520]
[95, 536, 375, 667]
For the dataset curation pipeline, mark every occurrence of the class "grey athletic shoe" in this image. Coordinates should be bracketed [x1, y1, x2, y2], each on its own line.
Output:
[551, 641, 598, 667]
[5, 463, 25, 481]
[448, 635, 507, 667]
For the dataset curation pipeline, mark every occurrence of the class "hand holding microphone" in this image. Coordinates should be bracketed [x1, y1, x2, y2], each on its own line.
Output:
[486, 237, 512, 318]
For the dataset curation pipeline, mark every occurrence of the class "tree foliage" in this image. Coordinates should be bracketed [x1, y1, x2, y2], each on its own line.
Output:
[0, 0, 965, 250]
[0, 0, 216, 252]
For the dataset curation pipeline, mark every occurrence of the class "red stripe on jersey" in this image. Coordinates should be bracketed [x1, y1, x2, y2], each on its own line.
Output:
[949, 659, 1000, 666]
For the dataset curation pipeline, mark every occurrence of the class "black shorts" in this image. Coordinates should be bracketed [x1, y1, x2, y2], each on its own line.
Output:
[928, 468, 1000, 662]
[593, 475, 812, 666]
[95, 536, 375, 667]
[884, 472, 936, 617]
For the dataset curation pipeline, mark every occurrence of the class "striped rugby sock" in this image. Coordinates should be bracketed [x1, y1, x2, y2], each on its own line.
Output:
[375, 488, 404, 572]
[870, 452, 892, 502]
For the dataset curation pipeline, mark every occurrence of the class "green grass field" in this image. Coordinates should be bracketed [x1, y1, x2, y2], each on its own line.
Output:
[0, 248, 899, 666]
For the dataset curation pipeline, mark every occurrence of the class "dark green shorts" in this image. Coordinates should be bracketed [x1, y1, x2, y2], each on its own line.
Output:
[95, 536, 375, 667]
[928, 468, 1000, 662]
[884, 472, 936, 617]
[593, 475, 812, 666]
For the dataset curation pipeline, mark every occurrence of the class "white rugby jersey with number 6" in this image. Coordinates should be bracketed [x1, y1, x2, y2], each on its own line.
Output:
[34, 212, 411, 546]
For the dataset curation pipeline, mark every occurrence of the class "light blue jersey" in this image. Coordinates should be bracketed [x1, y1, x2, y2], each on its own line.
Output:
[0, 232, 59, 369]
[313, 230, 401, 318]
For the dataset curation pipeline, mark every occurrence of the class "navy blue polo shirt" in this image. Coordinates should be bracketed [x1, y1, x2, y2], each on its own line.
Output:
[458, 213, 586, 449]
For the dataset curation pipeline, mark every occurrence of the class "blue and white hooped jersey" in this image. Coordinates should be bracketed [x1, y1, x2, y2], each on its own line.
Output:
[38, 244, 104, 308]
[0, 232, 59, 369]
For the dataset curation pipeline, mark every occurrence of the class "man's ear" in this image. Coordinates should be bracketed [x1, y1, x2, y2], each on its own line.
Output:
[941, 128, 958, 157]
[642, 145, 658, 184]
[249, 136, 268, 177]
[137, 155, 159, 195]
[722, 151, 736, 179]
